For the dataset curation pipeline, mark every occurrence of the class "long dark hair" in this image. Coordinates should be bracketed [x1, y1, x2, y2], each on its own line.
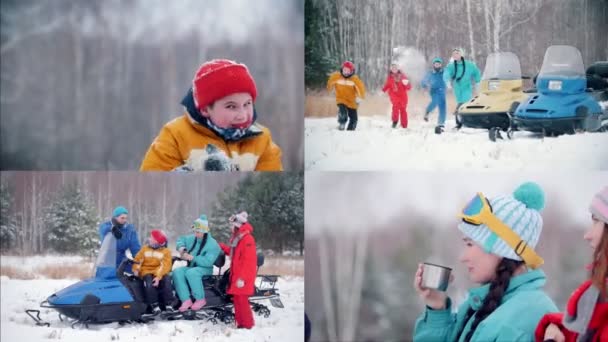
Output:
[455, 258, 524, 342]
[591, 223, 608, 299]
[452, 57, 466, 82]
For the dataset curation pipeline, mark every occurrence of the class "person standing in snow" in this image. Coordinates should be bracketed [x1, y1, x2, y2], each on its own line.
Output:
[443, 48, 481, 129]
[535, 187, 608, 342]
[413, 182, 558, 341]
[219, 211, 258, 329]
[327, 61, 366, 131]
[140, 59, 283, 171]
[382, 62, 412, 129]
[98, 206, 141, 272]
[421, 58, 447, 134]
[172, 215, 222, 312]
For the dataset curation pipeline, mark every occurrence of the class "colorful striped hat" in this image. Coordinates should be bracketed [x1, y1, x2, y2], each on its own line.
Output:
[458, 182, 545, 261]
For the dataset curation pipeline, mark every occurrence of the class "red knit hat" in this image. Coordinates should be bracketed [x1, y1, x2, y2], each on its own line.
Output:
[192, 59, 258, 111]
[342, 61, 355, 70]
[150, 229, 167, 246]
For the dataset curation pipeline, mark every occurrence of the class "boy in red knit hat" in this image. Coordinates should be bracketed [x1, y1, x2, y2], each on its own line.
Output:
[132, 229, 176, 315]
[140, 59, 283, 171]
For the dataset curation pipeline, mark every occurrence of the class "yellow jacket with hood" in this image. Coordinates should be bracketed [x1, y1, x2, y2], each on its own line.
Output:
[140, 89, 283, 171]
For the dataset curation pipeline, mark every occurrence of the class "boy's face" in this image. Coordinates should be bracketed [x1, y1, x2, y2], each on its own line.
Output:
[194, 231, 205, 239]
[149, 236, 158, 245]
[202, 92, 254, 129]
[433, 62, 442, 69]
[390, 65, 398, 73]
[342, 66, 352, 75]
[452, 50, 461, 60]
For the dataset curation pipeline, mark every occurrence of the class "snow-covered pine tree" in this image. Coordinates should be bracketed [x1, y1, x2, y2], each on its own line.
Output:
[44, 182, 99, 255]
[0, 180, 18, 252]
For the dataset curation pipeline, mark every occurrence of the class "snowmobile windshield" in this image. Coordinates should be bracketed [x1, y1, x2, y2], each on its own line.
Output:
[94, 234, 117, 279]
[482, 52, 522, 80]
[539, 45, 585, 77]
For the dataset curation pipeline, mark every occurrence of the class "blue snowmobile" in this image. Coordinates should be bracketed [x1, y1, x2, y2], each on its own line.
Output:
[513, 45, 608, 136]
[26, 235, 283, 328]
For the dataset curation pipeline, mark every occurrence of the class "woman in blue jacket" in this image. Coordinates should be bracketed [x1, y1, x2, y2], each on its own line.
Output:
[413, 182, 558, 342]
[98, 206, 141, 272]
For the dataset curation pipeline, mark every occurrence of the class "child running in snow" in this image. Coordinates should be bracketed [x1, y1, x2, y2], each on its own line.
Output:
[219, 212, 258, 329]
[140, 59, 283, 171]
[382, 62, 411, 129]
[327, 61, 366, 131]
[132, 229, 176, 315]
[172, 215, 221, 312]
[421, 58, 447, 134]
[535, 186, 608, 342]
[413, 182, 558, 342]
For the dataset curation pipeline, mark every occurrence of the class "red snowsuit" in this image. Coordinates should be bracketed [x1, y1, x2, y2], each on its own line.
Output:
[535, 280, 608, 342]
[220, 222, 257, 329]
[382, 71, 411, 128]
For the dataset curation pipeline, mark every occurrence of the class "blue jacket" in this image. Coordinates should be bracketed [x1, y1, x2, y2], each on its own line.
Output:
[422, 69, 447, 93]
[98, 221, 141, 269]
[414, 269, 558, 342]
[176, 233, 221, 273]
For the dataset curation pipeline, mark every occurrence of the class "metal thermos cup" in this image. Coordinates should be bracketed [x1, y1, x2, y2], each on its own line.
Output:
[421, 262, 452, 292]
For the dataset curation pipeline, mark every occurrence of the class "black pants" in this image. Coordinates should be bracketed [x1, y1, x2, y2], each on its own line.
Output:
[142, 274, 175, 309]
[338, 104, 358, 130]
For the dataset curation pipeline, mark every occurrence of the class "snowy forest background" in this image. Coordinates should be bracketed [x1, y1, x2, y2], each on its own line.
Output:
[305, 172, 607, 342]
[305, 0, 608, 91]
[0, 0, 304, 170]
[0, 172, 304, 257]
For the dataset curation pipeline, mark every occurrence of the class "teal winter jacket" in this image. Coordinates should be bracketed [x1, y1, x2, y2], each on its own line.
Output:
[444, 59, 481, 104]
[414, 269, 558, 342]
[175, 233, 221, 272]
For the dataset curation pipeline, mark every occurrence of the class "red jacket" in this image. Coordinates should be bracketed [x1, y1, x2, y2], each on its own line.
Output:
[382, 72, 411, 104]
[535, 280, 608, 342]
[220, 222, 257, 296]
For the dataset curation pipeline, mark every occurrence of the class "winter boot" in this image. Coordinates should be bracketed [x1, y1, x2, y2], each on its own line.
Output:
[435, 125, 444, 135]
[424, 112, 430, 122]
[338, 123, 346, 131]
[392, 121, 398, 128]
[178, 299, 193, 312]
[190, 298, 207, 311]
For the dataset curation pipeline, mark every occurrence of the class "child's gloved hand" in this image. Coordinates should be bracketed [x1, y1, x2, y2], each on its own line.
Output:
[236, 278, 245, 288]
[182, 253, 194, 261]
[133, 269, 139, 277]
[402, 79, 410, 85]
[355, 97, 362, 104]
[152, 277, 160, 287]
[447, 83, 452, 90]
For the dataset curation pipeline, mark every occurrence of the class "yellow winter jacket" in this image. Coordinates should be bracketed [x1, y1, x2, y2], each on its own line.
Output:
[327, 72, 366, 109]
[132, 245, 172, 279]
[140, 114, 283, 171]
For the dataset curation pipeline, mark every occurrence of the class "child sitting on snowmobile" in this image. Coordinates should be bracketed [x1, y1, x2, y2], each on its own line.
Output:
[382, 62, 412, 129]
[132, 229, 176, 315]
[140, 59, 283, 171]
[421, 58, 447, 134]
[172, 215, 221, 312]
[327, 61, 366, 131]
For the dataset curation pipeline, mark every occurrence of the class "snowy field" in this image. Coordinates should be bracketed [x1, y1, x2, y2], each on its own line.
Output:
[0, 256, 304, 342]
[305, 115, 608, 170]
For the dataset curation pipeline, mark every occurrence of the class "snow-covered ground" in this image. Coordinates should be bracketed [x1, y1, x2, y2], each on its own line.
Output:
[1, 256, 304, 342]
[305, 116, 608, 170]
